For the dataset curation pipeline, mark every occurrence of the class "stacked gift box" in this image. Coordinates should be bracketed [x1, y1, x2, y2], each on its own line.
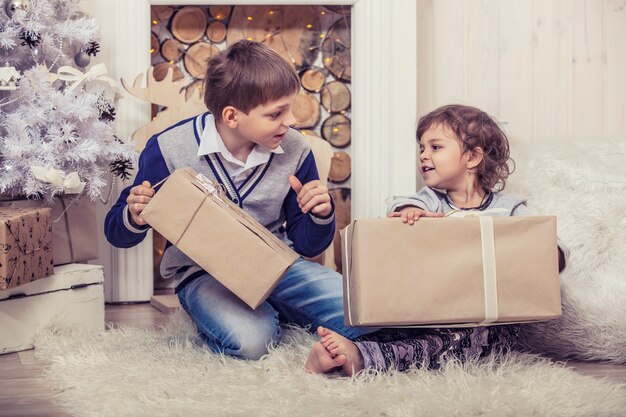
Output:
[0, 195, 99, 266]
[0, 199, 104, 354]
[0, 207, 54, 290]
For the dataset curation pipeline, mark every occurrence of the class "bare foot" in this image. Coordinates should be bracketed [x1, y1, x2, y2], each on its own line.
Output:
[304, 341, 347, 374]
[317, 326, 365, 376]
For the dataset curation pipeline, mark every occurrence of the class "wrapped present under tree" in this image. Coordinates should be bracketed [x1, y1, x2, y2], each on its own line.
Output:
[0, 206, 53, 290]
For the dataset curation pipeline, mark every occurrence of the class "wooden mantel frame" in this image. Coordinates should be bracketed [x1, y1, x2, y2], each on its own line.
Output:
[87, 0, 416, 301]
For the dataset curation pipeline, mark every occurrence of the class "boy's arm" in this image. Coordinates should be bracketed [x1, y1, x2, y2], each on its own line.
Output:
[283, 152, 335, 258]
[104, 136, 170, 248]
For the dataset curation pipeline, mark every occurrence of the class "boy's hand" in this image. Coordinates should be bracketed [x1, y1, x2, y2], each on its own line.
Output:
[388, 206, 443, 225]
[127, 181, 155, 226]
[288, 176, 332, 218]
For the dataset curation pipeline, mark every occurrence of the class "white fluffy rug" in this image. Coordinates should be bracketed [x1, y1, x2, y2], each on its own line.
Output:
[32, 138, 625, 416]
[35, 312, 625, 417]
[507, 138, 626, 363]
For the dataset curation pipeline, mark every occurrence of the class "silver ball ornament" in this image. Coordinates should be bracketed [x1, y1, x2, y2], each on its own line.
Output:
[74, 51, 90, 68]
[5, 0, 31, 18]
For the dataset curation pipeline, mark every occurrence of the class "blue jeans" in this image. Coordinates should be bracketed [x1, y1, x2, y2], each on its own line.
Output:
[177, 258, 377, 360]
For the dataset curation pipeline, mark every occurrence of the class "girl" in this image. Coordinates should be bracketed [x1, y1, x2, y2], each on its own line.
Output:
[305, 104, 567, 376]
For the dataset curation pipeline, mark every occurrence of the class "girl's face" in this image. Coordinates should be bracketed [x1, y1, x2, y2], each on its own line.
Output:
[418, 124, 471, 191]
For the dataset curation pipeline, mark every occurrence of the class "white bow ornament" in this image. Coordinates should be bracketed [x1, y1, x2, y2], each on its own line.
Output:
[52, 63, 118, 93]
[30, 166, 86, 194]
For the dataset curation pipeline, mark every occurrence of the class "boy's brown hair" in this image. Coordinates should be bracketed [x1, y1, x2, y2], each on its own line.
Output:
[203, 40, 300, 117]
[417, 104, 514, 192]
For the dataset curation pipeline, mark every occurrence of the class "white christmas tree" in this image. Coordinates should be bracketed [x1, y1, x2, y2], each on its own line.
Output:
[0, 0, 134, 203]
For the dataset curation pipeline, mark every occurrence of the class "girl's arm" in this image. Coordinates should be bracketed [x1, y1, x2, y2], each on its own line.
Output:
[386, 187, 443, 215]
[511, 201, 567, 272]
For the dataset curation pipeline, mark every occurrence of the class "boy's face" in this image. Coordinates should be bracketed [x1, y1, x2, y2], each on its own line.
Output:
[233, 93, 297, 150]
[419, 124, 470, 191]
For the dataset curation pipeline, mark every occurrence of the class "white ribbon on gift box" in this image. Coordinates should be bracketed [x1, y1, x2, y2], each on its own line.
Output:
[478, 216, 498, 324]
[30, 166, 86, 194]
[195, 173, 220, 198]
[446, 209, 506, 324]
[150, 172, 228, 206]
[445, 208, 509, 217]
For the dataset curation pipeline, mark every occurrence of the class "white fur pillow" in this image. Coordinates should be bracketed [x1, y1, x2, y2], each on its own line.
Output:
[506, 138, 626, 364]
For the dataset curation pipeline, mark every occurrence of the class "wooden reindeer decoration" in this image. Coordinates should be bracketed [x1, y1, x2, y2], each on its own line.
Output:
[121, 67, 207, 151]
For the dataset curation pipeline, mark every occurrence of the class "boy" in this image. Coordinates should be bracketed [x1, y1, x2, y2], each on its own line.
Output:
[105, 40, 374, 360]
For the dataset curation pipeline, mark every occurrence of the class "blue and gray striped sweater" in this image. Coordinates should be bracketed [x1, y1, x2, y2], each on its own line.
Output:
[104, 112, 335, 283]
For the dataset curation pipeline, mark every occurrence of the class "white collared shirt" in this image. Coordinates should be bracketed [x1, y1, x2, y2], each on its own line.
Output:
[197, 114, 284, 186]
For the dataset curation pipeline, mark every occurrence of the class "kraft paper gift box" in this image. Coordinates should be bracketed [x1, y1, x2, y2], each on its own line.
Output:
[0, 263, 104, 354]
[140, 167, 300, 309]
[341, 216, 562, 327]
[0, 207, 54, 290]
[0, 195, 98, 266]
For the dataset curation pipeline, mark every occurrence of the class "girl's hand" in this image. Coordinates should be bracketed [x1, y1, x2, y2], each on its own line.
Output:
[388, 206, 443, 225]
[127, 180, 155, 226]
[288, 176, 332, 218]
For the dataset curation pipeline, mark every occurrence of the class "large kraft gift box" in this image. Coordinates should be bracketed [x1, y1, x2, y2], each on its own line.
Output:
[140, 168, 300, 309]
[0, 195, 98, 265]
[0, 207, 54, 290]
[341, 216, 562, 327]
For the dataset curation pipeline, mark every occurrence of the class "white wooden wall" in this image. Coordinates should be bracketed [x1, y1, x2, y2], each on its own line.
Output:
[416, 0, 626, 145]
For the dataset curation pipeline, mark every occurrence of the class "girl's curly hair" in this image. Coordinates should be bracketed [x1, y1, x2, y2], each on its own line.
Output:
[416, 104, 514, 192]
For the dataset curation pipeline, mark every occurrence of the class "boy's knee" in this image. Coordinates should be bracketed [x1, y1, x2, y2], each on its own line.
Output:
[237, 340, 269, 361]
[233, 327, 281, 360]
